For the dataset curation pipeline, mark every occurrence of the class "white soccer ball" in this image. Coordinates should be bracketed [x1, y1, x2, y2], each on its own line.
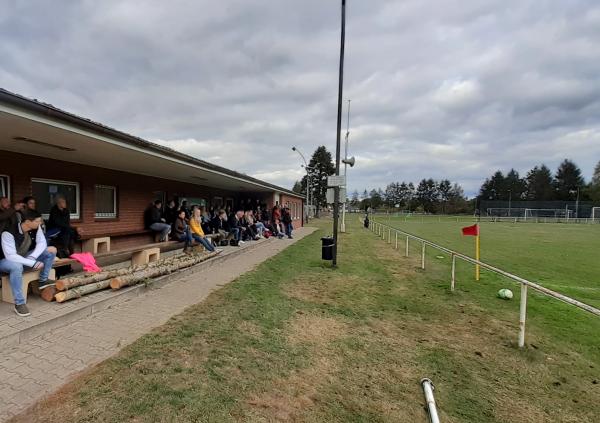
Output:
[498, 288, 513, 300]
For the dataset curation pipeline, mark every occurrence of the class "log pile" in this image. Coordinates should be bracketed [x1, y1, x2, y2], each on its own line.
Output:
[53, 251, 219, 303]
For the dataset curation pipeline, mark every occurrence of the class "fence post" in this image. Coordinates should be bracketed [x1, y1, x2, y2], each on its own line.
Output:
[405, 236, 409, 257]
[451, 254, 456, 292]
[388, 228, 391, 243]
[421, 242, 426, 269]
[519, 284, 528, 348]
[395, 231, 398, 249]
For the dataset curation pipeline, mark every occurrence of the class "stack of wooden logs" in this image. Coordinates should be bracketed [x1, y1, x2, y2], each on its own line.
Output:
[53, 251, 218, 303]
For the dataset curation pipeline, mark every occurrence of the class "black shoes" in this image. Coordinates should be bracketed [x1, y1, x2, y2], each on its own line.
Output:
[14, 304, 31, 317]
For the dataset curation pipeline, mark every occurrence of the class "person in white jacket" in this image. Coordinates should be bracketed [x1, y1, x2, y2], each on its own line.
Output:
[0, 209, 57, 317]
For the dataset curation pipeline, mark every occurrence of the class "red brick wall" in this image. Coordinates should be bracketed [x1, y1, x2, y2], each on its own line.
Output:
[1, 151, 238, 237]
[1, 151, 304, 246]
[280, 194, 304, 229]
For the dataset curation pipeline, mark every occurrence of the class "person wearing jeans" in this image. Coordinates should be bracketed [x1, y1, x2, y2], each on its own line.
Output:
[145, 200, 171, 242]
[0, 209, 57, 317]
[282, 207, 293, 239]
[173, 210, 193, 253]
[190, 208, 216, 252]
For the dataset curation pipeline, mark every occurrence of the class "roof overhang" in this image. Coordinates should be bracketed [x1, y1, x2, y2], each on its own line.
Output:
[0, 89, 304, 199]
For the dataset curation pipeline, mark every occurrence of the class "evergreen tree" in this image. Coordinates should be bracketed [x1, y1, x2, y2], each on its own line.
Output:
[370, 189, 383, 209]
[479, 170, 505, 200]
[437, 179, 452, 213]
[504, 169, 526, 200]
[525, 165, 555, 200]
[299, 146, 335, 215]
[292, 180, 302, 194]
[554, 159, 585, 200]
[416, 179, 438, 212]
[592, 160, 600, 187]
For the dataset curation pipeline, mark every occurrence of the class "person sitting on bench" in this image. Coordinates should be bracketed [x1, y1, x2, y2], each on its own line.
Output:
[211, 209, 232, 245]
[144, 200, 171, 242]
[173, 209, 193, 253]
[0, 209, 57, 317]
[0, 197, 23, 233]
[47, 196, 82, 258]
[189, 207, 216, 252]
[229, 210, 246, 245]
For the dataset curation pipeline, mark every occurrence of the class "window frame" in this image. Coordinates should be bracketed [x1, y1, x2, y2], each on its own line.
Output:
[31, 178, 80, 219]
[0, 175, 10, 200]
[94, 184, 117, 219]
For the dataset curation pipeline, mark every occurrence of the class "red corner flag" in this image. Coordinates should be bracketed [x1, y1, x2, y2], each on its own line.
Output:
[462, 224, 479, 236]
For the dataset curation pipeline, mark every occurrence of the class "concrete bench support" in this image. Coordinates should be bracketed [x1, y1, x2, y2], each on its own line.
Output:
[1, 269, 56, 304]
[131, 248, 161, 266]
[82, 237, 111, 254]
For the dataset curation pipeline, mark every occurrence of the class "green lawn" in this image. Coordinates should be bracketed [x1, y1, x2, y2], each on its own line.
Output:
[377, 214, 600, 308]
[12, 218, 600, 423]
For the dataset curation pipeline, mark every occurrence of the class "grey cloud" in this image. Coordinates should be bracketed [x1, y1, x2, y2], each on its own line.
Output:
[1, 0, 600, 196]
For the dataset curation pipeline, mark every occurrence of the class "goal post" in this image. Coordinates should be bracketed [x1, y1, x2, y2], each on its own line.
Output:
[592, 207, 600, 222]
[524, 208, 573, 220]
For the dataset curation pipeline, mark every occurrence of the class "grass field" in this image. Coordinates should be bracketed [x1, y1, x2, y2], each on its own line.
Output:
[11, 218, 600, 423]
[376, 214, 600, 309]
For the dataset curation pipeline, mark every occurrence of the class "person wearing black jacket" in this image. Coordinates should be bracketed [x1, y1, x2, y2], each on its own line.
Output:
[144, 200, 171, 242]
[228, 210, 245, 244]
[282, 207, 293, 239]
[164, 200, 178, 228]
[47, 196, 81, 258]
[0, 197, 23, 233]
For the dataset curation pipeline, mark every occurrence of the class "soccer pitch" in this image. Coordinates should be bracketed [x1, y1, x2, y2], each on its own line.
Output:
[378, 215, 600, 308]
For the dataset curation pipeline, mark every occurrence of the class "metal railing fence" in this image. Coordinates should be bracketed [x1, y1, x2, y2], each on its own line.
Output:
[368, 219, 600, 348]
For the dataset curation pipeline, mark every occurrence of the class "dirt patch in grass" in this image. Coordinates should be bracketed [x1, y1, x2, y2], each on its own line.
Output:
[244, 356, 337, 422]
[286, 313, 350, 347]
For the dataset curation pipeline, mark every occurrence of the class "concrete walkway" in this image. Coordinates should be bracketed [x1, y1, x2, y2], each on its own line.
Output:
[0, 227, 316, 422]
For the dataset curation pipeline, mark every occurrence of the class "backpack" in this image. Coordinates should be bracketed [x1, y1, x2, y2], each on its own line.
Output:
[229, 239, 239, 247]
[263, 230, 272, 239]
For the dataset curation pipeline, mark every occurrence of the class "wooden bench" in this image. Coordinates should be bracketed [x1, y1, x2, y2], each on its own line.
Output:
[1, 268, 56, 304]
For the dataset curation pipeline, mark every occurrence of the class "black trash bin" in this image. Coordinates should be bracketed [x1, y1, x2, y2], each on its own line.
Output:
[321, 237, 334, 260]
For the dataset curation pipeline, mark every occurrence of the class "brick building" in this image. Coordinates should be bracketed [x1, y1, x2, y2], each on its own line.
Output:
[0, 89, 304, 248]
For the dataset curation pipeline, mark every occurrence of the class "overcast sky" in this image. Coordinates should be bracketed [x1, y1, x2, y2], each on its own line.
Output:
[2, 0, 600, 197]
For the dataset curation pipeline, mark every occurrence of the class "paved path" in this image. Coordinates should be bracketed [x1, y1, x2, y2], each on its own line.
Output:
[0, 227, 315, 422]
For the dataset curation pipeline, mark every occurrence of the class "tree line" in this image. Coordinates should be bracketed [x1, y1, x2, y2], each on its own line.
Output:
[349, 179, 470, 214]
[291, 146, 600, 215]
[479, 159, 600, 202]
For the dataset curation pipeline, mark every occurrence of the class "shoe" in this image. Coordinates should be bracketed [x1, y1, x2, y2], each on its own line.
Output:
[215, 248, 223, 254]
[14, 304, 31, 317]
[288, 236, 293, 239]
[39, 279, 56, 289]
[239, 240, 245, 245]
[183, 247, 193, 255]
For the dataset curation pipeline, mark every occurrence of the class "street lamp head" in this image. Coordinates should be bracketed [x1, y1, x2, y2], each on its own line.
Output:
[292, 146, 296, 151]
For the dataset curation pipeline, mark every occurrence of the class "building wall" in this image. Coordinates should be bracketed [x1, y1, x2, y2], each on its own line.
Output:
[0, 151, 304, 246]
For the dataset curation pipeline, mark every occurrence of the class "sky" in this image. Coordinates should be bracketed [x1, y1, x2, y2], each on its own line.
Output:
[2, 0, 600, 197]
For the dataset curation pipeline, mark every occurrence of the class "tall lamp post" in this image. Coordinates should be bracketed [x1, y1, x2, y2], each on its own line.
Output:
[508, 189, 512, 217]
[332, 0, 347, 267]
[292, 146, 311, 223]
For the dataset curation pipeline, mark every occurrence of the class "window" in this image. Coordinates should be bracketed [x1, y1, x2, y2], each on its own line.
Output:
[31, 178, 80, 219]
[95, 185, 117, 218]
[0, 175, 10, 199]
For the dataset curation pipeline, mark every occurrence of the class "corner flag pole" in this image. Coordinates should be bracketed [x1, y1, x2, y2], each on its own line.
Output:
[475, 231, 480, 281]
